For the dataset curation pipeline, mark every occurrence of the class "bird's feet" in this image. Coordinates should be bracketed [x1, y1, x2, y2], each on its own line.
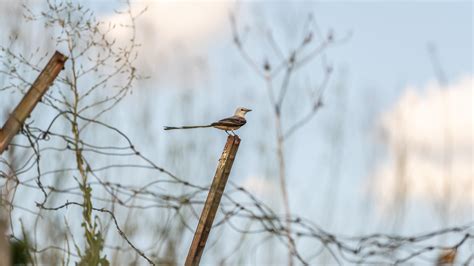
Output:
[225, 131, 239, 137]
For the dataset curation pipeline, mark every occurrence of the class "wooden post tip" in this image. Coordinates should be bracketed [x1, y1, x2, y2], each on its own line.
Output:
[53, 51, 68, 62]
[227, 135, 241, 141]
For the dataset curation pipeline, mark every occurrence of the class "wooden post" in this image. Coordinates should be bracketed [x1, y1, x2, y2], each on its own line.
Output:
[185, 135, 241, 266]
[0, 51, 67, 155]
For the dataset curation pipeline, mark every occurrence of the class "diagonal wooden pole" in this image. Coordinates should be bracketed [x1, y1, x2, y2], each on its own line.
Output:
[0, 51, 67, 155]
[185, 135, 241, 266]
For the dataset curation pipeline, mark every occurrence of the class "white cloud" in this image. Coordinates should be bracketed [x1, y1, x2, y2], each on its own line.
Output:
[381, 77, 473, 151]
[242, 175, 277, 196]
[102, 0, 234, 86]
[108, 0, 233, 44]
[372, 76, 473, 211]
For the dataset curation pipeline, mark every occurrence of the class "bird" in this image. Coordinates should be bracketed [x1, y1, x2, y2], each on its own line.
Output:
[164, 107, 251, 135]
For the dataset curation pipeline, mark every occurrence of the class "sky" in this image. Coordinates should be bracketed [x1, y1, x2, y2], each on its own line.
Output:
[318, 1, 472, 87]
[100, 0, 473, 257]
[0, 0, 472, 264]
[101, 0, 473, 90]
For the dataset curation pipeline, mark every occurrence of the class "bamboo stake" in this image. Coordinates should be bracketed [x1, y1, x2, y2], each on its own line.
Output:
[0, 51, 67, 154]
[185, 135, 241, 266]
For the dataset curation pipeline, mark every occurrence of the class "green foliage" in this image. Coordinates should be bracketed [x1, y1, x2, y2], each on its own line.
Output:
[11, 239, 32, 265]
[77, 183, 109, 266]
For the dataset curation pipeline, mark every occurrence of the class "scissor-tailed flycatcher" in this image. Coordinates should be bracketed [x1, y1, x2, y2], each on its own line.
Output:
[164, 107, 251, 135]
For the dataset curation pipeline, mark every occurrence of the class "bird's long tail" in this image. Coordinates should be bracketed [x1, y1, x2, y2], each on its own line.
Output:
[164, 125, 212, 130]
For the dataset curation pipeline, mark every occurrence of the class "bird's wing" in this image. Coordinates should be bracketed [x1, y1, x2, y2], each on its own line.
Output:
[212, 116, 246, 127]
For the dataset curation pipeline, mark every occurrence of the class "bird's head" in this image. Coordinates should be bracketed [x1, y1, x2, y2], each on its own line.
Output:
[235, 107, 252, 117]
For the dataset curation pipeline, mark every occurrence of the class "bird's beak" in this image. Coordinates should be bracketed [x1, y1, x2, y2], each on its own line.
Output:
[244, 108, 252, 112]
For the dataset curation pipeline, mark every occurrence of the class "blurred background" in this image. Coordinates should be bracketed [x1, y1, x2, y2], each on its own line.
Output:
[0, 0, 472, 265]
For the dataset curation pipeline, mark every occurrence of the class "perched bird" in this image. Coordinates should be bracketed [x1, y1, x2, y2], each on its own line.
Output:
[164, 107, 251, 135]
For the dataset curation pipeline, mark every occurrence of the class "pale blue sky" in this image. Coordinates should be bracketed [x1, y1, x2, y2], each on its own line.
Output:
[102, 0, 473, 234]
[1, 1, 472, 264]
[318, 1, 472, 89]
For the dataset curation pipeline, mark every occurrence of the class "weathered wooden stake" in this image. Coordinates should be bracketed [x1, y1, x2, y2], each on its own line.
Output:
[185, 135, 241, 266]
[0, 51, 67, 155]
